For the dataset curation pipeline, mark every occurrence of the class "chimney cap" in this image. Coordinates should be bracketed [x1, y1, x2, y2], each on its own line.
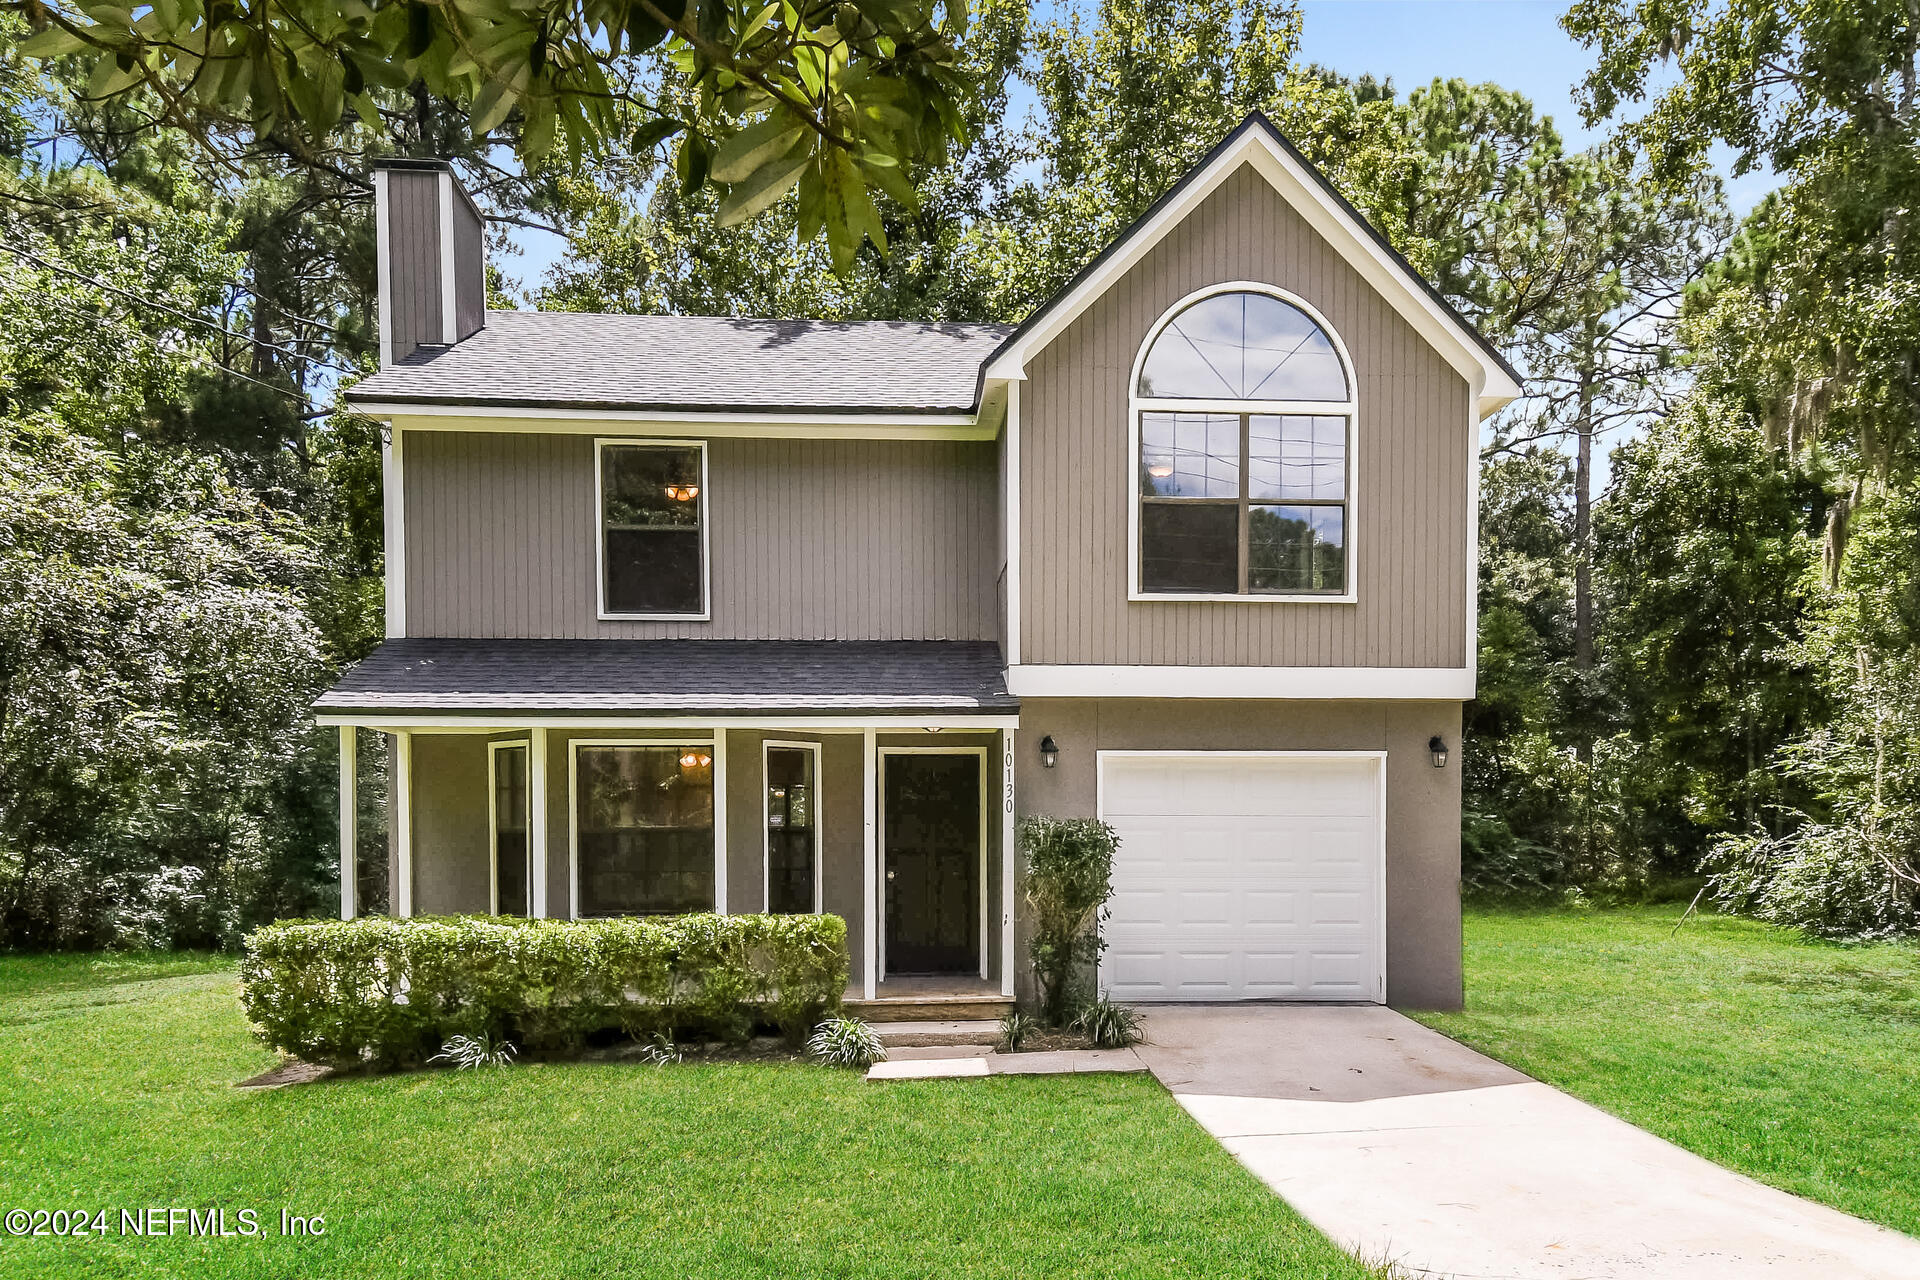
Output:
[371, 156, 457, 174]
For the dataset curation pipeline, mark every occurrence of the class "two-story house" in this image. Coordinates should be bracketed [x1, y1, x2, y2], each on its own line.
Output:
[318, 113, 1520, 1014]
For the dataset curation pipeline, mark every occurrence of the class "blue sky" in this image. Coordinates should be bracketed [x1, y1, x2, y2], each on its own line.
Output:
[1298, 0, 1771, 210]
[1299, 0, 1601, 146]
[506, 2, 1768, 294]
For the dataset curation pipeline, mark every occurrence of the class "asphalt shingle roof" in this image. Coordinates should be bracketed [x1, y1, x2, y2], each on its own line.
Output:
[316, 639, 1017, 716]
[347, 311, 1014, 414]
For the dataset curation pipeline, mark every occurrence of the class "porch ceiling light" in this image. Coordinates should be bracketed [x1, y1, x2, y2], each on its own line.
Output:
[663, 484, 700, 502]
[680, 750, 712, 770]
[1428, 735, 1448, 769]
[1039, 735, 1059, 769]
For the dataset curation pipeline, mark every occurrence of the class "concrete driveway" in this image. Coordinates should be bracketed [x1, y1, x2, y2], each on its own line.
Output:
[1133, 1006, 1920, 1279]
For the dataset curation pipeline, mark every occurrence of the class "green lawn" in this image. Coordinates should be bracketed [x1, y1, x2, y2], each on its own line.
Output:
[1418, 906, 1920, 1237]
[0, 954, 1370, 1279]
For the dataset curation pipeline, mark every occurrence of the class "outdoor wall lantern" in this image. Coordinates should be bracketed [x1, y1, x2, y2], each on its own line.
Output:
[1428, 735, 1449, 769]
[1039, 735, 1059, 769]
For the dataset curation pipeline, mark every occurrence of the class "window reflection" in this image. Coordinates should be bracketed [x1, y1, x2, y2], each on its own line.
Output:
[1138, 292, 1349, 401]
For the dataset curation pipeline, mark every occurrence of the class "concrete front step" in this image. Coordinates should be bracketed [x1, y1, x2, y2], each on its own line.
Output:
[872, 1019, 1004, 1048]
[846, 997, 1016, 1023]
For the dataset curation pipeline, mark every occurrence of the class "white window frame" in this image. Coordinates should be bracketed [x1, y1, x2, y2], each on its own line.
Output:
[1127, 281, 1360, 605]
[595, 437, 712, 621]
[876, 745, 993, 983]
[761, 739, 825, 915]
[487, 739, 532, 916]
[567, 736, 724, 919]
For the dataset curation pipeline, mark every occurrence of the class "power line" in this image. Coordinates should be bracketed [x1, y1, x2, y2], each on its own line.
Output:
[0, 238, 364, 378]
[13, 283, 318, 409]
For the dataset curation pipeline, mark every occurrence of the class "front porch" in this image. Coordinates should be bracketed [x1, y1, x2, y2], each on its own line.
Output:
[329, 717, 1019, 1002]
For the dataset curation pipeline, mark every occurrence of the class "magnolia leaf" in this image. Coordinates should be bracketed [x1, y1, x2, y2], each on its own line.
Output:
[675, 132, 711, 197]
[796, 153, 825, 243]
[738, 1, 780, 47]
[406, 1, 433, 56]
[631, 116, 684, 152]
[716, 145, 811, 226]
[522, 98, 556, 156]
[18, 26, 91, 57]
[711, 113, 805, 183]
[351, 92, 384, 132]
[624, 3, 668, 52]
[857, 151, 915, 210]
[470, 76, 518, 133]
[821, 147, 865, 273]
[85, 53, 144, 98]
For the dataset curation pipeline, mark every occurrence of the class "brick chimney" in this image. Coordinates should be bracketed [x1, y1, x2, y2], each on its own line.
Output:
[372, 159, 486, 366]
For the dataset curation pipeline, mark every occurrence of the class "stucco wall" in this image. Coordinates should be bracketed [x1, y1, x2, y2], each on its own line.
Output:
[1011, 699, 1464, 1009]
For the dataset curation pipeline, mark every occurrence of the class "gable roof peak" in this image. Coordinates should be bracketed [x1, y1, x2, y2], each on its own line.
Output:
[982, 111, 1522, 416]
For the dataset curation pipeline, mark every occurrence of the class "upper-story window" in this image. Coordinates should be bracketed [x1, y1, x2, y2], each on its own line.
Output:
[1133, 287, 1355, 599]
[598, 440, 708, 618]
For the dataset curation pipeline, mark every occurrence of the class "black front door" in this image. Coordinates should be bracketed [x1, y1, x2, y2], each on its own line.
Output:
[884, 753, 980, 975]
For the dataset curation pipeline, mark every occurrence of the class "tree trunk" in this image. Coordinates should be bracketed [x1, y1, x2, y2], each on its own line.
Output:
[1574, 389, 1593, 673]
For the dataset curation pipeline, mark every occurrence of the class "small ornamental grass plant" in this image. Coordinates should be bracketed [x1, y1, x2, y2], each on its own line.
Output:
[240, 913, 848, 1069]
[1070, 997, 1142, 1049]
[998, 1008, 1041, 1052]
[430, 1032, 518, 1070]
[806, 1016, 886, 1068]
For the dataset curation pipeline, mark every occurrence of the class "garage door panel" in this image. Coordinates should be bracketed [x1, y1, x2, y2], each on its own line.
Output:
[1099, 754, 1383, 1002]
[1242, 890, 1300, 927]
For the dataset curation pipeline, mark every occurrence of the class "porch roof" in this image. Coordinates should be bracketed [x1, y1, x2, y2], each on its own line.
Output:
[314, 639, 1018, 718]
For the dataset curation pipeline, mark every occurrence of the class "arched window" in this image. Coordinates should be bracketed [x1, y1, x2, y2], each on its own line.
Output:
[1133, 287, 1354, 597]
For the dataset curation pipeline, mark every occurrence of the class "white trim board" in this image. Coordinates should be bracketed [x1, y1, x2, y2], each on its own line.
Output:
[315, 714, 1022, 731]
[381, 427, 405, 638]
[981, 121, 1521, 417]
[1006, 665, 1474, 700]
[373, 169, 394, 368]
[356, 404, 992, 442]
[437, 171, 459, 346]
[1095, 748, 1388, 1004]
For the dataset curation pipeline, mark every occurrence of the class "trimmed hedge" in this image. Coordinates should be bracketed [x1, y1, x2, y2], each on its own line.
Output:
[239, 913, 848, 1068]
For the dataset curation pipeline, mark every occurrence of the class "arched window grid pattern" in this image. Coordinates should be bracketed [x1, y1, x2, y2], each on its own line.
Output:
[1128, 284, 1357, 601]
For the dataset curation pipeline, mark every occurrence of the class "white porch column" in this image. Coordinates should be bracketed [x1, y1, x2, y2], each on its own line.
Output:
[338, 725, 357, 921]
[393, 730, 413, 917]
[528, 728, 549, 918]
[863, 727, 878, 1000]
[1001, 728, 1016, 997]
[712, 730, 729, 913]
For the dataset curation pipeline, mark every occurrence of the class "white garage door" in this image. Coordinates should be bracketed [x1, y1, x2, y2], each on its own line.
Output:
[1098, 753, 1384, 1002]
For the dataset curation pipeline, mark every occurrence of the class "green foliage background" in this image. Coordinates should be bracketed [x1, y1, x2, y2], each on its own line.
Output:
[3, 0, 1917, 946]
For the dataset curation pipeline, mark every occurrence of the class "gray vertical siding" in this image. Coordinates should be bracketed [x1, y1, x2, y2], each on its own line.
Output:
[1019, 162, 1472, 668]
[403, 432, 999, 640]
[451, 185, 486, 342]
[382, 168, 443, 362]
